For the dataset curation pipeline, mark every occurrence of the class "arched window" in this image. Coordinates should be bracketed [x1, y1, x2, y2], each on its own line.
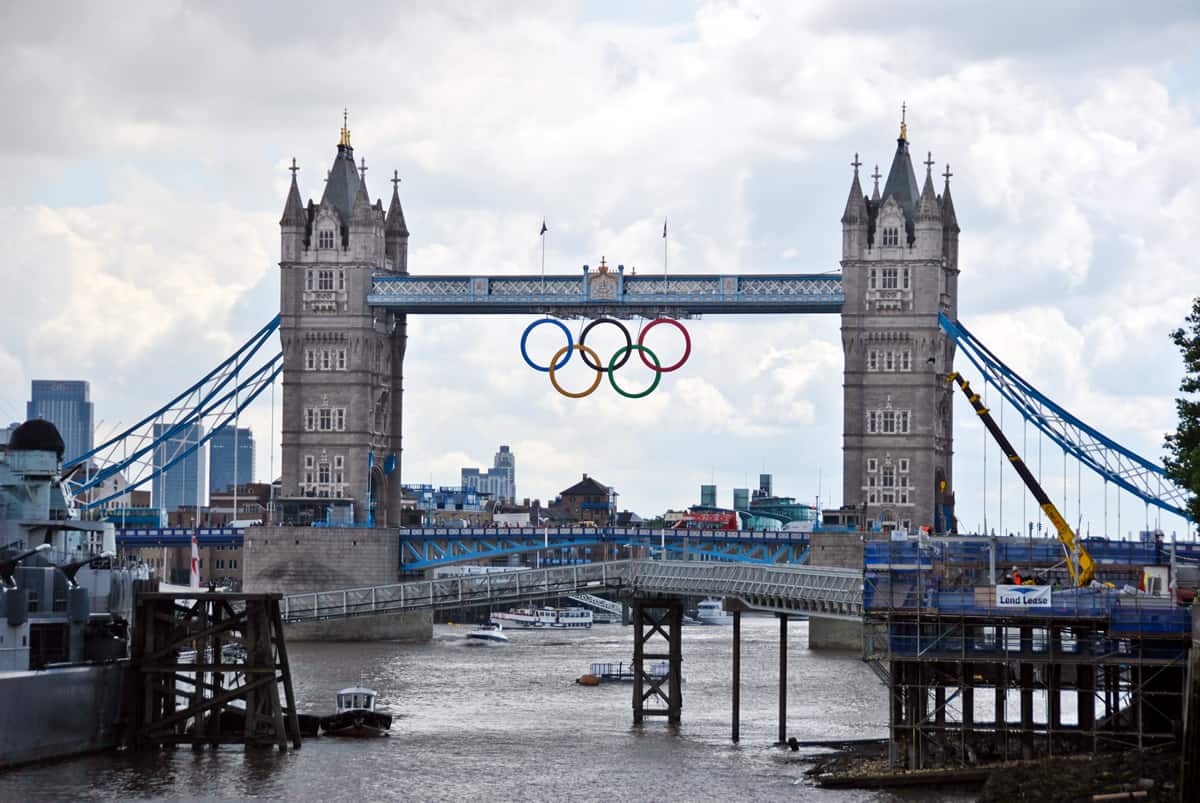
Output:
[318, 229, 335, 249]
[882, 227, 899, 247]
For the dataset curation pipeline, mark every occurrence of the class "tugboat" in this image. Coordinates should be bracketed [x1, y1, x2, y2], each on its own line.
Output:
[319, 687, 392, 737]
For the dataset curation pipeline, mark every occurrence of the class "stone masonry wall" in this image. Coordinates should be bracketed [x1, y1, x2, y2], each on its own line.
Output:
[242, 525, 399, 594]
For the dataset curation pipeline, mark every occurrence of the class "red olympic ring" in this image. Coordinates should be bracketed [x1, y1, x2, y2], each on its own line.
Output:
[637, 318, 691, 373]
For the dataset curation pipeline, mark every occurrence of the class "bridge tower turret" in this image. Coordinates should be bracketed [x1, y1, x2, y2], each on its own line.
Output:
[277, 116, 408, 526]
[839, 110, 959, 534]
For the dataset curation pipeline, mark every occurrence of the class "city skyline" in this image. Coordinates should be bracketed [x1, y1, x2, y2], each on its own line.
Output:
[1, 4, 1197, 535]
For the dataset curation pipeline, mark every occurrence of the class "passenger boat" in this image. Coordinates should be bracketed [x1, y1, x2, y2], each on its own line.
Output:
[576, 661, 670, 684]
[491, 606, 593, 629]
[695, 598, 734, 625]
[319, 687, 392, 737]
[465, 620, 510, 644]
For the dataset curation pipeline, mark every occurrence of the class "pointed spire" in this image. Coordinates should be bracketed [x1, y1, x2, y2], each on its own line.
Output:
[841, 153, 867, 225]
[917, 151, 941, 221]
[351, 167, 374, 225]
[941, 164, 959, 233]
[339, 108, 351, 148]
[899, 101, 908, 142]
[280, 158, 306, 226]
[881, 119, 921, 241]
[385, 170, 409, 237]
[871, 164, 881, 202]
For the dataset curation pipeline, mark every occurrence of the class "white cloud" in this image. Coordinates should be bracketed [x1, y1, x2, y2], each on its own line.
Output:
[1, 1, 1197, 533]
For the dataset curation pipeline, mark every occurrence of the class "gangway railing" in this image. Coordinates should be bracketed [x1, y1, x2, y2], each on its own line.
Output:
[566, 592, 623, 617]
[281, 560, 864, 624]
[282, 561, 630, 623]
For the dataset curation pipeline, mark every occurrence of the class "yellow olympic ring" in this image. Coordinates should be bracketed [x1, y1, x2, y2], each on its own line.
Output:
[547, 344, 604, 399]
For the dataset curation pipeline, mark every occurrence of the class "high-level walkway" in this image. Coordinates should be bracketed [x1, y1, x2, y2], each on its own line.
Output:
[279, 559, 863, 624]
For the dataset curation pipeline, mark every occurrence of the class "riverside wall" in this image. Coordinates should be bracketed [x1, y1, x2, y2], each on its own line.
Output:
[242, 526, 431, 642]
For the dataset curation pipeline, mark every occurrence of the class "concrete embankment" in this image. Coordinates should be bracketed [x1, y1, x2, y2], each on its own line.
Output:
[242, 525, 432, 643]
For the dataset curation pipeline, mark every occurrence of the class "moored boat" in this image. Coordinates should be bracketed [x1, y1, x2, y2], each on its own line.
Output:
[695, 598, 734, 625]
[319, 687, 391, 737]
[491, 606, 593, 630]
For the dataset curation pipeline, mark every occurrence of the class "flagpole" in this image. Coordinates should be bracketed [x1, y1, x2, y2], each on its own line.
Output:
[539, 219, 547, 315]
[662, 217, 668, 296]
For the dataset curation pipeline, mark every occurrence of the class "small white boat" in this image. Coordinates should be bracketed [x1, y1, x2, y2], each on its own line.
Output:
[320, 687, 392, 737]
[465, 620, 510, 644]
[695, 598, 734, 625]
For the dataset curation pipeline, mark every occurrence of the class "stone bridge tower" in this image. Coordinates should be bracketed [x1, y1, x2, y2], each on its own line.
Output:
[278, 118, 409, 525]
[840, 112, 959, 533]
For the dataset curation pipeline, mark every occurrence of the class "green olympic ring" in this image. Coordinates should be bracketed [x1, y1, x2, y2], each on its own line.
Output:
[608, 344, 662, 399]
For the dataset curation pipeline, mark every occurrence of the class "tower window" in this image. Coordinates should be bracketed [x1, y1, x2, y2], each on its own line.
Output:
[881, 268, 898, 289]
[902, 268, 910, 290]
[899, 350, 912, 371]
[867, 411, 878, 433]
[338, 270, 346, 291]
[882, 227, 899, 247]
[336, 349, 347, 370]
[884, 351, 895, 371]
[867, 350, 878, 371]
[305, 270, 314, 291]
[305, 349, 315, 370]
[318, 270, 335, 291]
[868, 269, 877, 290]
[318, 229, 335, 249]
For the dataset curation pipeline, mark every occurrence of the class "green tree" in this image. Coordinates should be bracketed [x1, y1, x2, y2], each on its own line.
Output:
[1164, 297, 1200, 523]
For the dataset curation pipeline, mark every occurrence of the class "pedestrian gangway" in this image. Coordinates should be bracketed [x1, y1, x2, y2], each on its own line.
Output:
[566, 592, 624, 617]
[279, 560, 863, 624]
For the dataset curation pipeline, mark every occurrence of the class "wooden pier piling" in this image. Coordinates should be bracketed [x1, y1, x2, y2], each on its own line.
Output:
[126, 591, 301, 752]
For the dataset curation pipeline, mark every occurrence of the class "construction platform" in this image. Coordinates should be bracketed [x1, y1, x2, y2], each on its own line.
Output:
[862, 538, 1196, 771]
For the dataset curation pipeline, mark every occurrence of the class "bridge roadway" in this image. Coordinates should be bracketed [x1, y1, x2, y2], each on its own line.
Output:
[279, 559, 863, 624]
[367, 272, 845, 315]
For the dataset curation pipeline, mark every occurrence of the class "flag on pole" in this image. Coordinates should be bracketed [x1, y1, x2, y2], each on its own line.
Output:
[189, 533, 200, 590]
[662, 218, 668, 239]
[540, 219, 548, 236]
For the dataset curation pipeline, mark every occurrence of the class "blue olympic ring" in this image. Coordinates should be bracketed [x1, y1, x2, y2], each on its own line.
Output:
[520, 318, 574, 372]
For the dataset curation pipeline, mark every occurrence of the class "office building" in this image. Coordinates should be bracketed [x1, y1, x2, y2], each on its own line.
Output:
[700, 484, 717, 507]
[27, 380, 94, 462]
[209, 425, 254, 498]
[461, 444, 516, 503]
[152, 422, 207, 513]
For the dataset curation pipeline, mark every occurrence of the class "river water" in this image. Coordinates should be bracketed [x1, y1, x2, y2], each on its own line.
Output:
[1, 616, 965, 801]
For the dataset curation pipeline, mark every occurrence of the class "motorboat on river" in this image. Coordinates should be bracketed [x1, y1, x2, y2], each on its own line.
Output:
[319, 687, 392, 737]
[465, 620, 510, 644]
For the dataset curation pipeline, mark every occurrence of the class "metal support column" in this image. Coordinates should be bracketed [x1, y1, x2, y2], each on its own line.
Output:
[631, 596, 683, 726]
[778, 613, 788, 744]
[731, 609, 741, 743]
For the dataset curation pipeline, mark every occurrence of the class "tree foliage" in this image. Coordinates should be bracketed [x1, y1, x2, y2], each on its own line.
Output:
[1164, 297, 1200, 523]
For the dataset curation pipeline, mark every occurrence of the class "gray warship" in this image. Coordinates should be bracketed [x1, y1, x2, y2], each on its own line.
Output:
[1, 419, 136, 768]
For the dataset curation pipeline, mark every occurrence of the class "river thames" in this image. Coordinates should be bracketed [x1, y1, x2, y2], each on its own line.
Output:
[0, 616, 964, 801]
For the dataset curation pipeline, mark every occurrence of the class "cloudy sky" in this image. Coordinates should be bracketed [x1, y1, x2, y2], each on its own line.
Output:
[2, 1, 1198, 537]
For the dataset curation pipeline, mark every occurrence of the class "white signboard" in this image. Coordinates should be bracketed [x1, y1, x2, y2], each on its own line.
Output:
[995, 584, 1052, 608]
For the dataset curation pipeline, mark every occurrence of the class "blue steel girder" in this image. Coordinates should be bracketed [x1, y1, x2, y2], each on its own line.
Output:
[397, 528, 811, 568]
[368, 272, 844, 316]
[662, 541, 810, 564]
[401, 536, 605, 569]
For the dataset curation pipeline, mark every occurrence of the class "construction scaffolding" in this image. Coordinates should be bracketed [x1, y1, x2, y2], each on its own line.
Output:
[863, 538, 1194, 770]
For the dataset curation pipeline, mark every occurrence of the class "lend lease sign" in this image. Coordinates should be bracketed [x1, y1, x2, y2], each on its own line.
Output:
[996, 584, 1052, 608]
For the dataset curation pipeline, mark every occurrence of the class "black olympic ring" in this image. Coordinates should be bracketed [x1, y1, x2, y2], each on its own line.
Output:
[578, 318, 633, 371]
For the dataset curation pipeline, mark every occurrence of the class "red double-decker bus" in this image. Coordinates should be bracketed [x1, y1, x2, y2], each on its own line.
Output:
[671, 510, 739, 531]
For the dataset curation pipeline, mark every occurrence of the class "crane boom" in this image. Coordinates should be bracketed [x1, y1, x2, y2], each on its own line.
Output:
[946, 371, 1096, 586]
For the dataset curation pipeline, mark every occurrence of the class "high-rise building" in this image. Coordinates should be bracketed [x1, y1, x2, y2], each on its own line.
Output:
[758, 473, 772, 497]
[732, 488, 750, 510]
[152, 422, 207, 513]
[839, 113, 958, 532]
[460, 444, 516, 503]
[27, 380, 94, 462]
[209, 426, 254, 498]
[700, 484, 717, 507]
[0, 422, 20, 446]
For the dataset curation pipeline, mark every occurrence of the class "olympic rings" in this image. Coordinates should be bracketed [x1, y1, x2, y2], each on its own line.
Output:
[579, 318, 632, 371]
[520, 315, 691, 397]
[608, 345, 661, 399]
[548, 344, 604, 399]
[520, 318, 573, 372]
[637, 317, 691, 373]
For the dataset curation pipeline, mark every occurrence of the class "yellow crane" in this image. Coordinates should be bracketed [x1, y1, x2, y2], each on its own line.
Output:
[946, 371, 1096, 587]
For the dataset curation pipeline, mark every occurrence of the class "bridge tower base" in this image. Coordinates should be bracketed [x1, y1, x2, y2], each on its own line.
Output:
[631, 596, 683, 725]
